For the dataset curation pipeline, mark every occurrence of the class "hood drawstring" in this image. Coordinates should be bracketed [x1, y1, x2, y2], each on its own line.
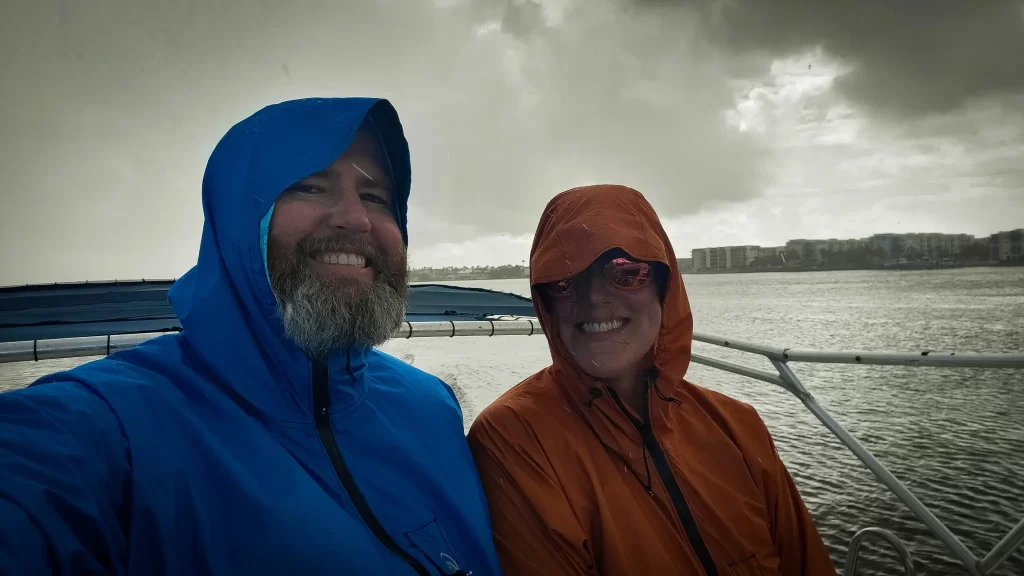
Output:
[653, 384, 680, 404]
[648, 366, 682, 406]
[605, 383, 656, 497]
[639, 369, 679, 494]
[578, 373, 684, 498]
[576, 369, 683, 497]
[577, 384, 654, 494]
[640, 440, 654, 497]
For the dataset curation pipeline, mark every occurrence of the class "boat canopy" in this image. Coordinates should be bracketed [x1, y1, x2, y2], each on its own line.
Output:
[0, 280, 536, 343]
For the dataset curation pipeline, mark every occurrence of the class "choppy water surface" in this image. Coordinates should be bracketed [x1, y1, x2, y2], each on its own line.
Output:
[3, 268, 1022, 575]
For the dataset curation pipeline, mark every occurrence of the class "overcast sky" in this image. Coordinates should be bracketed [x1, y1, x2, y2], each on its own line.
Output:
[1, 0, 1022, 285]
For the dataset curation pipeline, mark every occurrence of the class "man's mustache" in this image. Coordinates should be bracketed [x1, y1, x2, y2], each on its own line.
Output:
[297, 234, 386, 267]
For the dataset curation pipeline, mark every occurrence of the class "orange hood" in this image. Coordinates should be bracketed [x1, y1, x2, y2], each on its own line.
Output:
[529, 184, 693, 386]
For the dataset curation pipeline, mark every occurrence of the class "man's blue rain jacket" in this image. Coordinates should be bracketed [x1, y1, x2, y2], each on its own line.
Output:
[0, 98, 503, 576]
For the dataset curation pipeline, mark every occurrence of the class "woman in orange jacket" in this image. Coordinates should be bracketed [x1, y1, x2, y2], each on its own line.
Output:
[467, 184, 837, 575]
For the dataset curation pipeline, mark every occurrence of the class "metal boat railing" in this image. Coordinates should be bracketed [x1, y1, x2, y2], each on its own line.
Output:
[0, 320, 546, 363]
[1, 319, 1022, 575]
[687, 333, 1024, 576]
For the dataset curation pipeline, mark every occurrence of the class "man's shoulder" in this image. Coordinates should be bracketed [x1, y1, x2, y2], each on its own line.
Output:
[30, 334, 199, 413]
[366, 348, 457, 403]
[38, 334, 183, 388]
[366, 349, 446, 391]
[367, 348, 433, 377]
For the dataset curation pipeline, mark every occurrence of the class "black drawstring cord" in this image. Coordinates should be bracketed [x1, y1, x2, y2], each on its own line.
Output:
[635, 382, 655, 496]
[578, 369, 680, 496]
[641, 370, 674, 494]
[641, 439, 653, 496]
[344, 350, 357, 382]
[653, 381, 681, 405]
[648, 366, 682, 405]
[576, 386, 651, 493]
[638, 434, 655, 494]
[604, 384, 658, 496]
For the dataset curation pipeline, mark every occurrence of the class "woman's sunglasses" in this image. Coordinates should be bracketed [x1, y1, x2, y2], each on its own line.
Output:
[542, 257, 652, 298]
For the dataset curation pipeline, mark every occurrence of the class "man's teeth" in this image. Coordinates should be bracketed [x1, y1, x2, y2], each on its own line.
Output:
[581, 320, 624, 333]
[315, 252, 367, 267]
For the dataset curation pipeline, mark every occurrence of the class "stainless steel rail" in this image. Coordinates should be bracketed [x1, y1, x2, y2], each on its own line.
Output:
[0, 319, 546, 364]
[689, 332, 1023, 576]
[845, 528, 916, 576]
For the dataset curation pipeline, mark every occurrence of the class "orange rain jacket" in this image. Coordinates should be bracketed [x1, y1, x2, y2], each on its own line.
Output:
[467, 185, 836, 576]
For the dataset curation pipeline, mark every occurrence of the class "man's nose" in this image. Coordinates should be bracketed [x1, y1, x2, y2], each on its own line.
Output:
[324, 188, 371, 234]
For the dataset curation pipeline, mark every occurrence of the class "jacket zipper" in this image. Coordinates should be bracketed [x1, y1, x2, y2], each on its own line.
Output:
[312, 360, 432, 576]
[611, 389, 719, 576]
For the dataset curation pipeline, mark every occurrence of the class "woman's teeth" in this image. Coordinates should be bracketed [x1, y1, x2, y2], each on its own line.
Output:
[315, 252, 367, 267]
[581, 319, 624, 333]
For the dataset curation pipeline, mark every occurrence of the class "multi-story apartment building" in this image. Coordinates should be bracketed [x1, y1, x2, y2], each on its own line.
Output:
[688, 229, 1006, 270]
[990, 229, 1023, 261]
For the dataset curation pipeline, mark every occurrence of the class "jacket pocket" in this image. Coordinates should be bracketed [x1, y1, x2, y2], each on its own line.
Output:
[404, 519, 466, 575]
[727, 553, 772, 576]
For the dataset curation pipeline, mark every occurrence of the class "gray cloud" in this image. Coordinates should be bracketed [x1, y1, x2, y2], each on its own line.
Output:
[402, 0, 767, 241]
[0, 0, 766, 285]
[1, 0, 1019, 285]
[628, 0, 1024, 118]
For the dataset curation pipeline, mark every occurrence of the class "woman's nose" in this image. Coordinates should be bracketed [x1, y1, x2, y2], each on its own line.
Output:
[583, 271, 614, 304]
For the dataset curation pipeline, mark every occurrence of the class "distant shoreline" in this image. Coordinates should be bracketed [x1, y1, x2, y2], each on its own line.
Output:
[408, 261, 1022, 282]
[681, 261, 1021, 275]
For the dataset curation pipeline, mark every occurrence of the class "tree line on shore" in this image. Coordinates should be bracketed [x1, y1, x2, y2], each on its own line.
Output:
[409, 264, 530, 282]
[742, 242, 994, 271]
[409, 241, 1011, 281]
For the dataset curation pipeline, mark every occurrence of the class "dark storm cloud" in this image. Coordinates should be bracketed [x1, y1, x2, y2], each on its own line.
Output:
[0, 0, 767, 284]
[3, 0, 1018, 285]
[627, 0, 1024, 117]
[411, 0, 767, 242]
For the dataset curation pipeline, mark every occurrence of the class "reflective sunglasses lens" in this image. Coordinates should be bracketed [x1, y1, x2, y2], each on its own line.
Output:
[606, 258, 650, 289]
[545, 278, 576, 298]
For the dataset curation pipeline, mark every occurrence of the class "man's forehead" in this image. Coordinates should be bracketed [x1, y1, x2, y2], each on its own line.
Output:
[321, 129, 389, 176]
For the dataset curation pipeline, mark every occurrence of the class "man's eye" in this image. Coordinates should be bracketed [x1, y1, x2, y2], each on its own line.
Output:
[288, 184, 325, 195]
[361, 192, 389, 206]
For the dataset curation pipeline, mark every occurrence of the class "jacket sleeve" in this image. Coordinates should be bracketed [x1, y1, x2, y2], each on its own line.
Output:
[0, 380, 131, 576]
[467, 408, 597, 576]
[760, 425, 837, 575]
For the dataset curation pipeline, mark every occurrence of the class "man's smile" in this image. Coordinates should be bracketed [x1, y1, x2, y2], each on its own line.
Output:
[310, 251, 374, 280]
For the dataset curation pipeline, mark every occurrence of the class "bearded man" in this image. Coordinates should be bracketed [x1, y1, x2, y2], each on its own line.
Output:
[0, 98, 503, 576]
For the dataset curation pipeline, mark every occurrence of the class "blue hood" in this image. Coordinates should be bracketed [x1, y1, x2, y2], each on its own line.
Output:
[168, 97, 412, 422]
[0, 98, 503, 575]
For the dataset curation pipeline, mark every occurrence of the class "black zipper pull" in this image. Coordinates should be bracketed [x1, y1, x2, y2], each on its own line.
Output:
[311, 359, 431, 576]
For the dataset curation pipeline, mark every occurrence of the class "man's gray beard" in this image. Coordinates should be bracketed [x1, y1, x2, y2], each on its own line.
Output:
[268, 239, 408, 360]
